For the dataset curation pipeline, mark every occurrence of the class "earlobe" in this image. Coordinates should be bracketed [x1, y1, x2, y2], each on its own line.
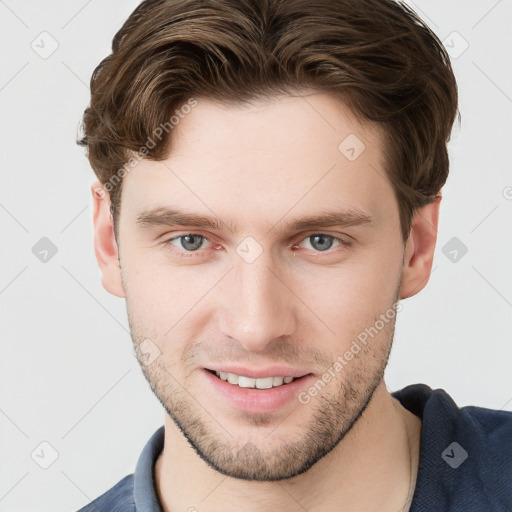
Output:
[399, 194, 441, 299]
[91, 181, 125, 298]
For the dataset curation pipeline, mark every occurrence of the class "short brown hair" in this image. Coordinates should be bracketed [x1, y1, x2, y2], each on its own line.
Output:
[78, 0, 459, 243]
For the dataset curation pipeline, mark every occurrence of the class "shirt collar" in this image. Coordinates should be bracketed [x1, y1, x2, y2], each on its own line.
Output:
[133, 425, 165, 512]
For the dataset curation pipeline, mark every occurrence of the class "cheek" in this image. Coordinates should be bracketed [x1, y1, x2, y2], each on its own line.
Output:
[295, 271, 399, 369]
[295, 256, 396, 322]
[122, 260, 217, 348]
[122, 264, 174, 330]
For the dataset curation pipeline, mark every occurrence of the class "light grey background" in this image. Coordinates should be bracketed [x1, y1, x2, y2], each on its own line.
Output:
[0, 0, 511, 510]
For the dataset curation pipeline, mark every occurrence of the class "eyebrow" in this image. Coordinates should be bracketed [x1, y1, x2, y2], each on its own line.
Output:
[136, 206, 374, 234]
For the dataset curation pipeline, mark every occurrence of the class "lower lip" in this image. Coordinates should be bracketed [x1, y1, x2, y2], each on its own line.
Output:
[202, 369, 315, 414]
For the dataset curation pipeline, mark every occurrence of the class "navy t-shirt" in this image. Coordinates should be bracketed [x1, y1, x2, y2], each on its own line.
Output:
[76, 383, 512, 511]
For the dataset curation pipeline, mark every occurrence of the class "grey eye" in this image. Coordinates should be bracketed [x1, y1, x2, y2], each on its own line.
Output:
[307, 234, 336, 252]
[175, 234, 205, 251]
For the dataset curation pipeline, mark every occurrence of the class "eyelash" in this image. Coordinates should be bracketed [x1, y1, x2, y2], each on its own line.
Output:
[163, 232, 352, 258]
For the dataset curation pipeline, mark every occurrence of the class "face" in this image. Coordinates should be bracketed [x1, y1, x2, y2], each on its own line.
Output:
[95, 91, 432, 481]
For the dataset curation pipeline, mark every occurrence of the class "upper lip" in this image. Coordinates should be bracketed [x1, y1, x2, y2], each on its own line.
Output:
[204, 365, 312, 379]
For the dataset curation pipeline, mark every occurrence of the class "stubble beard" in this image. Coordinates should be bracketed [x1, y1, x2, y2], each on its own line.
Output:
[129, 306, 397, 482]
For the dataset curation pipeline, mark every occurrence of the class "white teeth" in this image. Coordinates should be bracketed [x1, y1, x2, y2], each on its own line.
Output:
[238, 376, 256, 388]
[256, 377, 274, 389]
[227, 373, 239, 385]
[213, 371, 298, 389]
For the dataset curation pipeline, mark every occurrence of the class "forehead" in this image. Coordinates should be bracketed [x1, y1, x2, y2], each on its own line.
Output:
[121, 91, 396, 231]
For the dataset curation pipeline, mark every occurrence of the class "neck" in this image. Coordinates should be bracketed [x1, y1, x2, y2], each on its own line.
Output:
[155, 381, 422, 512]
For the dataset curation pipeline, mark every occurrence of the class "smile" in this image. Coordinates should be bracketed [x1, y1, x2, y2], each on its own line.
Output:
[207, 369, 297, 389]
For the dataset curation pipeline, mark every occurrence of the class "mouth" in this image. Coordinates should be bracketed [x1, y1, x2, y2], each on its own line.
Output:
[205, 368, 311, 389]
[202, 367, 316, 413]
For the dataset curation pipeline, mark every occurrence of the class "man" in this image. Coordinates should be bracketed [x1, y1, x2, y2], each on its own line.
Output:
[76, 0, 512, 510]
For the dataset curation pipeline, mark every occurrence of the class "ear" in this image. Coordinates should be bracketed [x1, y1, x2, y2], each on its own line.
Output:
[91, 181, 125, 298]
[399, 194, 441, 299]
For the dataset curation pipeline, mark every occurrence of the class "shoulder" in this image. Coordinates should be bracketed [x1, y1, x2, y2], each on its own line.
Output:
[75, 474, 135, 512]
[455, 402, 512, 467]
[405, 384, 512, 469]
[394, 383, 512, 443]
[424, 386, 512, 450]
[394, 384, 512, 511]
[434, 397, 512, 510]
[73, 426, 165, 512]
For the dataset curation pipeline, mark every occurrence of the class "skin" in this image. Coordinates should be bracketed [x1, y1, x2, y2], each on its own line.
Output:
[92, 90, 439, 511]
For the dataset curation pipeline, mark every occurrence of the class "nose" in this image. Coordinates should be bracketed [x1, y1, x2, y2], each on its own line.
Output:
[217, 252, 297, 353]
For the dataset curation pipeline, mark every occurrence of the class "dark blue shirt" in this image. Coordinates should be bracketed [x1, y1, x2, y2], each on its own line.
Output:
[76, 383, 512, 511]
